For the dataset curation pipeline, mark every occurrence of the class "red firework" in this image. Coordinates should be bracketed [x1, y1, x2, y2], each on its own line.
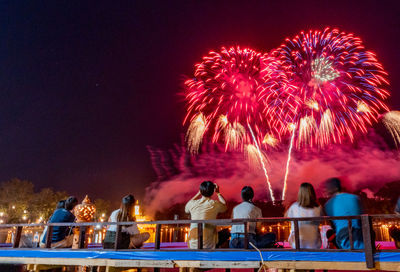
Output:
[184, 46, 289, 153]
[271, 28, 390, 148]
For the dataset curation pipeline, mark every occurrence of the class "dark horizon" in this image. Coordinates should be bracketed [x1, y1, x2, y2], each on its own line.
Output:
[0, 0, 399, 206]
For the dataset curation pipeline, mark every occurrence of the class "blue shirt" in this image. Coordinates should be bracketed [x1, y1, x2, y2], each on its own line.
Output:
[42, 209, 75, 243]
[395, 197, 400, 214]
[325, 193, 363, 249]
[325, 193, 362, 232]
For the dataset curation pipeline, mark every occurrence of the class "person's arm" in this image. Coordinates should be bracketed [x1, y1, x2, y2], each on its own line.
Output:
[190, 191, 201, 201]
[214, 184, 226, 205]
[185, 191, 201, 213]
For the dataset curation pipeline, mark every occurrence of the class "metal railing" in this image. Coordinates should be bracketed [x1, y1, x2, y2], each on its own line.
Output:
[0, 214, 399, 269]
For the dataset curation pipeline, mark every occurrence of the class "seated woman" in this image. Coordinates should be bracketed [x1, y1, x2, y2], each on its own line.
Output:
[103, 194, 150, 249]
[286, 182, 322, 249]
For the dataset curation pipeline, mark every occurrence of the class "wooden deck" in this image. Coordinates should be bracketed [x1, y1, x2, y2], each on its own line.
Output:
[0, 214, 398, 271]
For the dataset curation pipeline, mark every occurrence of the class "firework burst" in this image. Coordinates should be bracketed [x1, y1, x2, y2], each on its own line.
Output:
[272, 27, 390, 148]
[184, 46, 288, 153]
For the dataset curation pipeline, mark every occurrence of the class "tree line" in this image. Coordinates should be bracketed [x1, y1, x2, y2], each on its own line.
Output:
[0, 178, 111, 223]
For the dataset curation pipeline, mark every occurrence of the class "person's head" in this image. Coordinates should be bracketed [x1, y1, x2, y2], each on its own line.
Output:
[56, 200, 66, 209]
[241, 186, 254, 202]
[297, 182, 318, 208]
[324, 177, 342, 197]
[65, 196, 78, 211]
[199, 181, 216, 197]
[117, 194, 135, 222]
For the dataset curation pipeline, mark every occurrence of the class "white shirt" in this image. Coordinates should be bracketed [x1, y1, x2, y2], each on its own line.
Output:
[286, 202, 322, 249]
[231, 201, 262, 234]
[107, 209, 140, 235]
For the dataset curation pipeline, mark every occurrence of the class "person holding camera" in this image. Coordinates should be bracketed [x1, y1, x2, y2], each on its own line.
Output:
[185, 181, 227, 249]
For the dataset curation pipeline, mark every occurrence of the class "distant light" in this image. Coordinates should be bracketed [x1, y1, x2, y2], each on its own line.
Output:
[0, 212, 4, 217]
[12, 206, 15, 209]
[22, 215, 27, 220]
[23, 210, 27, 214]
[101, 213, 105, 217]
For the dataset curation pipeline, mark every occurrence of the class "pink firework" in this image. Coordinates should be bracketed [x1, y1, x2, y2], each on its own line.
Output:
[184, 46, 288, 153]
[272, 28, 390, 148]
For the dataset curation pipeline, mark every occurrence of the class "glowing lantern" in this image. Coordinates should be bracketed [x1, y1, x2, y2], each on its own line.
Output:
[74, 195, 96, 222]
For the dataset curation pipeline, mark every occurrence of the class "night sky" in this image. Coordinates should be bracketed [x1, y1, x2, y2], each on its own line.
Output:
[0, 1, 399, 204]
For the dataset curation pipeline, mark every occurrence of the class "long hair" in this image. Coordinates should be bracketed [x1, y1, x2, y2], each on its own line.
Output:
[297, 182, 319, 208]
[117, 195, 135, 222]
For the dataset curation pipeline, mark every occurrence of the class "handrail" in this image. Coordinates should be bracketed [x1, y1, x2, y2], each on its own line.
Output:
[1, 214, 391, 228]
[0, 214, 399, 269]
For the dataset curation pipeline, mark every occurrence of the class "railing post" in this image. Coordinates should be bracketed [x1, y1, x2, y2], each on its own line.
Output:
[45, 226, 53, 248]
[197, 223, 203, 249]
[114, 224, 122, 250]
[78, 226, 87, 249]
[155, 224, 161, 249]
[293, 219, 300, 250]
[347, 219, 353, 250]
[13, 226, 22, 248]
[243, 222, 249, 249]
[361, 215, 375, 269]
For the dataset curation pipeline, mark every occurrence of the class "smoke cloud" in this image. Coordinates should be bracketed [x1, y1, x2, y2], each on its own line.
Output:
[145, 134, 400, 214]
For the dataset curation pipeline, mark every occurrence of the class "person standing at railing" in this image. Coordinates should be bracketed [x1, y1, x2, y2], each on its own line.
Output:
[230, 186, 276, 248]
[389, 196, 400, 249]
[103, 194, 150, 249]
[324, 177, 364, 249]
[286, 182, 322, 249]
[40, 196, 78, 248]
[185, 181, 227, 249]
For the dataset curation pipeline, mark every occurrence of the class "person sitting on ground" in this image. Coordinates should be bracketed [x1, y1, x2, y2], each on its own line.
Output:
[230, 186, 276, 249]
[286, 182, 322, 249]
[324, 177, 364, 249]
[185, 181, 227, 249]
[103, 194, 150, 249]
[40, 196, 78, 248]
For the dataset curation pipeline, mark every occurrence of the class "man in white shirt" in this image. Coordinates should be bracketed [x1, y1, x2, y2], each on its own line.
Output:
[185, 181, 227, 249]
[230, 186, 276, 248]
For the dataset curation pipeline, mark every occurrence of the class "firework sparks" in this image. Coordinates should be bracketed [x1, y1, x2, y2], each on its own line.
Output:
[263, 133, 278, 147]
[381, 111, 400, 148]
[184, 46, 285, 153]
[357, 101, 370, 113]
[248, 124, 275, 202]
[186, 113, 207, 154]
[282, 124, 296, 201]
[272, 27, 390, 148]
[245, 144, 268, 169]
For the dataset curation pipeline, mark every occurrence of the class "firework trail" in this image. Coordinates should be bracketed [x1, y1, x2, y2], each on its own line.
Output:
[247, 123, 275, 202]
[184, 46, 289, 154]
[271, 27, 389, 148]
[381, 111, 400, 148]
[282, 124, 296, 200]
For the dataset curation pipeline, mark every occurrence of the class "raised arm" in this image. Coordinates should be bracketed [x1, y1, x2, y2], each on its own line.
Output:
[185, 191, 201, 213]
[189, 191, 201, 201]
[214, 184, 226, 205]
